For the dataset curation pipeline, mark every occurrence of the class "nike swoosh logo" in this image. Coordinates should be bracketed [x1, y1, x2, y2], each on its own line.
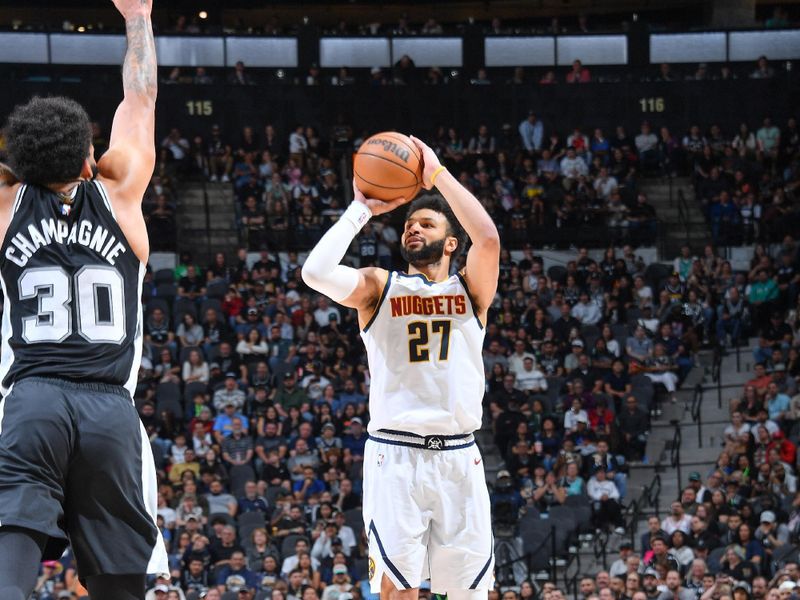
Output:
[474, 458, 482, 465]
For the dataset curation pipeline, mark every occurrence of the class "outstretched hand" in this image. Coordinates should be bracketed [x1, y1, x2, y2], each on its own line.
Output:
[409, 135, 443, 190]
[112, 0, 152, 19]
[352, 179, 407, 216]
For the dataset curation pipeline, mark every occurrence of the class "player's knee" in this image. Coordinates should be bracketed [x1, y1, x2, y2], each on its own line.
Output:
[447, 589, 489, 600]
[381, 574, 419, 600]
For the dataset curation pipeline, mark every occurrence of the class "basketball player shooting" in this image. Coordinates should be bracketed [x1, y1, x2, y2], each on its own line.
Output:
[0, 1, 168, 599]
[302, 136, 500, 598]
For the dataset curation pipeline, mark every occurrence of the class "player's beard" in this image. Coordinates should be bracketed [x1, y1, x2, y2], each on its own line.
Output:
[401, 237, 446, 267]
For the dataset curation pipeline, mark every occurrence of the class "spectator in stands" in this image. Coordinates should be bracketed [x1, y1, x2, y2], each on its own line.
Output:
[519, 111, 544, 154]
[228, 61, 255, 85]
[636, 122, 659, 173]
[566, 59, 591, 83]
[587, 467, 625, 533]
[750, 56, 775, 79]
[657, 570, 696, 600]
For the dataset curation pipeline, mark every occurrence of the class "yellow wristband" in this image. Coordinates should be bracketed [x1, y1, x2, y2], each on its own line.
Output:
[430, 165, 447, 186]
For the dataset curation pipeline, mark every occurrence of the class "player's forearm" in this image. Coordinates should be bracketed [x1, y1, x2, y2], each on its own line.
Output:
[122, 13, 157, 103]
[301, 202, 368, 302]
[434, 170, 500, 248]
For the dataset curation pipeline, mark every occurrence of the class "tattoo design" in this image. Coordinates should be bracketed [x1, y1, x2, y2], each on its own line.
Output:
[123, 14, 157, 100]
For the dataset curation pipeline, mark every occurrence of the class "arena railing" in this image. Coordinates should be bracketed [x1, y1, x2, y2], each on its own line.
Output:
[3, 28, 800, 68]
[691, 383, 704, 449]
[668, 421, 682, 494]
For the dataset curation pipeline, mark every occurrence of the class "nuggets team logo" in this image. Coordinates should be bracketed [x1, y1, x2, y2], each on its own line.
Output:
[368, 557, 376, 581]
[425, 436, 444, 450]
[377, 453, 384, 467]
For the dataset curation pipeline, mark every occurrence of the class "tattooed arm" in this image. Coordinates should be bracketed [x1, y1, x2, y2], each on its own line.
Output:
[98, 0, 157, 204]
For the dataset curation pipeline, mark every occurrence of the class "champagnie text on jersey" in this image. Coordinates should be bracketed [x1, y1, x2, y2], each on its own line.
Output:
[5, 218, 126, 267]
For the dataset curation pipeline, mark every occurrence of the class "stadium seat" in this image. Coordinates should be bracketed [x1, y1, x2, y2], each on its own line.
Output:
[179, 345, 202, 364]
[644, 263, 672, 291]
[546, 266, 567, 285]
[206, 278, 228, 300]
[229, 464, 256, 498]
[238, 511, 266, 543]
[145, 297, 170, 320]
[208, 512, 235, 527]
[344, 507, 364, 539]
[173, 298, 198, 327]
[281, 534, 309, 559]
[707, 546, 726, 573]
[155, 382, 182, 418]
[199, 298, 224, 320]
[155, 282, 177, 303]
[154, 268, 175, 285]
[184, 381, 208, 404]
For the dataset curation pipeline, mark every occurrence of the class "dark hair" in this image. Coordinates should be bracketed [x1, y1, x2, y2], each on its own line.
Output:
[5, 96, 91, 185]
[404, 195, 468, 261]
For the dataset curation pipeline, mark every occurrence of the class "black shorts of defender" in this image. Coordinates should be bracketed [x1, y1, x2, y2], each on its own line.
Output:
[0, 377, 160, 576]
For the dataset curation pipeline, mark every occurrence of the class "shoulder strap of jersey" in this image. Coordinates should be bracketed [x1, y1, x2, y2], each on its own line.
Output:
[362, 270, 393, 333]
[11, 184, 27, 215]
[92, 180, 118, 222]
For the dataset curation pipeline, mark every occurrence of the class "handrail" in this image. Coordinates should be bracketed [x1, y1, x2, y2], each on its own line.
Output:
[670, 423, 682, 492]
[593, 528, 610, 570]
[201, 178, 212, 261]
[494, 524, 556, 584]
[712, 346, 723, 408]
[646, 474, 662, 520]
[692, 383, 704, 448]
[676, 189, 691, 247]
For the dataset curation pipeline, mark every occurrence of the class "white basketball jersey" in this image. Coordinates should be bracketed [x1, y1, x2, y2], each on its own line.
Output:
[361, 271, 486, 436]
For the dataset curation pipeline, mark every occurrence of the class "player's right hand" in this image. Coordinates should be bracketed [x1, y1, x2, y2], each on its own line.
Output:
[352, 179, 407, 216]
[112, 0, 152, 19]
[409, 135, 443, 190]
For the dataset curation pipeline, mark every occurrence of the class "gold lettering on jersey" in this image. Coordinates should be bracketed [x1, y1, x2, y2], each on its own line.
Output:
[389, 294, 467, 317]
[4, 218, 127, 268]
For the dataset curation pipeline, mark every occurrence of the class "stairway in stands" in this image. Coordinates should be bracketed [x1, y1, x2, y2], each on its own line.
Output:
[638, 176, 710, 258]
[484, 345, 748, 587]
[175, 181, 239, 264]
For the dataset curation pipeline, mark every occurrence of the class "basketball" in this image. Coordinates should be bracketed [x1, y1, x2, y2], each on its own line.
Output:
[354, 131, 423, 202]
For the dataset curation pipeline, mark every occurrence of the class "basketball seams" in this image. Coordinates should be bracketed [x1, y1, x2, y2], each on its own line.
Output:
[355, 152, 419, 185]
[380, 132, 422, 164]
[355, 170, 420, 192]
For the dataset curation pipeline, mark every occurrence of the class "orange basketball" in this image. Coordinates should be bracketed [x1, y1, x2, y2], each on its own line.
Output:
[354, 132, 423, 202]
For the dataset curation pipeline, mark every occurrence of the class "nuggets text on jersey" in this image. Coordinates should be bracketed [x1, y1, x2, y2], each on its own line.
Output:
[389, 294, 467, 317]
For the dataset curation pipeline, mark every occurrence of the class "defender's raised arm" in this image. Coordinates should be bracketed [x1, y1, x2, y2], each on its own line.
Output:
[98, 0, 157, 203]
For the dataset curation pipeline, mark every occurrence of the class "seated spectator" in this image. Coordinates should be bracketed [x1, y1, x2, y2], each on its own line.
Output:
[661, 501, 692, 535]
[656, 569, 695, 600]
[514, 356, 548, 395]
[213, 405, 250, 443]
[214, 373, 247, 412]
[216, 549, 259, 593]
[587, 467, 625, 533]
[566, 59, 591, 83]
[572, 292, 602, 326]
[643, 343, 679, 402]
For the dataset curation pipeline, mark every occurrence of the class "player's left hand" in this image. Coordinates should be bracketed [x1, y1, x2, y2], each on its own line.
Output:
[409, 135, 442, 190]
[352, 179, 407, 216]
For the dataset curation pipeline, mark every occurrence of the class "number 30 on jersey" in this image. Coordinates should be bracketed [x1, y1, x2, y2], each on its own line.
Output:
[18, 266, 126, 344]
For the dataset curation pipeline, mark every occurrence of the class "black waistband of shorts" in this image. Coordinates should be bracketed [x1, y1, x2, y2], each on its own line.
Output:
[16, 377, 130, 398]
[369, 428, 475, 451]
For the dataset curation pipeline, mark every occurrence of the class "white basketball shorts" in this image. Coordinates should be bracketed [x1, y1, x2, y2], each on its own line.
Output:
[362, 429, 494, 594]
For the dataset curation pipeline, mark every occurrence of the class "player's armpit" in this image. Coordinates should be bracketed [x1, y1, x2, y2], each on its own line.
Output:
[345, 267, 389, 327]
